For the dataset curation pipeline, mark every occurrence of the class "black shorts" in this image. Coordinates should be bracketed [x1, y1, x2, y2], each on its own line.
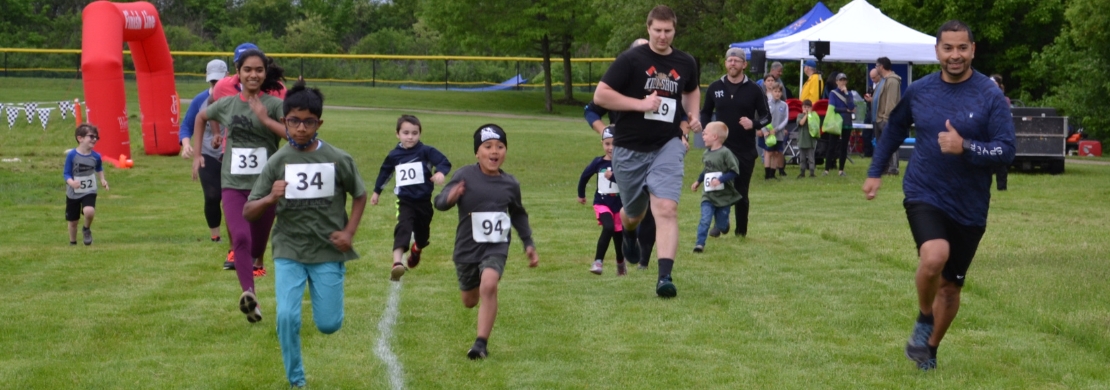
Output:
[455, 255, 506, 291]
[904, 201, 986, 286]
[65, 194, 97, 221]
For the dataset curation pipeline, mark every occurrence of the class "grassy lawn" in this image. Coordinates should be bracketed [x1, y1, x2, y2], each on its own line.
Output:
[1, 77, 1108, 389]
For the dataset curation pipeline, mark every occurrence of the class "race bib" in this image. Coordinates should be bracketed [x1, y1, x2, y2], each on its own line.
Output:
[703, 172, 724, 192]
[395, 162, 425, 187]
[471, 211, 510, 243]
[73, 174, 96, 194]
[230, 147, 267, 175]
[284, 163, 336, 199]
[644, 97, 677, 123]
[597, 169, 619, 195]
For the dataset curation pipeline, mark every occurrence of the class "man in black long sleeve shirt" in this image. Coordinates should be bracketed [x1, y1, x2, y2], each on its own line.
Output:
[699, 47, 771, 237]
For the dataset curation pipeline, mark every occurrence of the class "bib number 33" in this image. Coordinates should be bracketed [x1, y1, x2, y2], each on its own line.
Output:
[231, 147, 267, 175]
[284, 163, 336, 199]
[471, 212, 510, 243]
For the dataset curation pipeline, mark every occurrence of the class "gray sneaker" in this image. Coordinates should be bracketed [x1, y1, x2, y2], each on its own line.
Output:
[82, 227, 92, 246]
[239, 291, 262, 323]
[589, 260, 603, 275]
[708, 227, 721, 238]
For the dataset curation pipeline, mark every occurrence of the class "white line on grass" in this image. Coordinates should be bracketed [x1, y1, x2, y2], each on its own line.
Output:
[375, 282, 405, 390]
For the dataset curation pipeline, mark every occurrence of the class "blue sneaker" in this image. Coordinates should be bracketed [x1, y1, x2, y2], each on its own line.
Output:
[622, 236, 641, 266]
[656, 275, 676, 298]
[905, 321, 934, 369]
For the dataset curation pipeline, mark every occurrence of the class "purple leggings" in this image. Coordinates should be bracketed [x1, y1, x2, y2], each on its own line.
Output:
[222, 188, 276, 293]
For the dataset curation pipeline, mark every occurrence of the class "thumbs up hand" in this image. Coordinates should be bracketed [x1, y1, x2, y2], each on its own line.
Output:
[938, 120, 965, 155]
[642, 91, 661, 113]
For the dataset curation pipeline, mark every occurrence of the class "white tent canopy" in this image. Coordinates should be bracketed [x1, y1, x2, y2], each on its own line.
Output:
[764, 0, 939, 64]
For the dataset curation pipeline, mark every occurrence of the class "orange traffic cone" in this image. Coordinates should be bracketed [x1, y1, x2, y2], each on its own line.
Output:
[73, 99, 83, 126]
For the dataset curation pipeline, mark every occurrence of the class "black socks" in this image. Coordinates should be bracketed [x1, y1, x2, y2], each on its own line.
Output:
[474, 337, 487, 348]
[658, 258, 674, 280]
[917, 311, 935, 325]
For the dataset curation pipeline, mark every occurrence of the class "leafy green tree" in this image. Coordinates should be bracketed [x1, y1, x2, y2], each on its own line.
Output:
[421, 0, 600, 111]
[1030, 0, 1109, 141]
[284, 13, 341, 54]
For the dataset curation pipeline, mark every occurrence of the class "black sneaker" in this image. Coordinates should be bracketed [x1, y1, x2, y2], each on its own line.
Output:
[622, 236, 641, 266]
[69, 241, 77, 246]
[692, 245, 704, 253]
[656, 275, 677, 298]
[708, 227, 721, 238]
[82, 227, 92, 246]
[239, 291, 262, 323]
[467, 342, 488, 360]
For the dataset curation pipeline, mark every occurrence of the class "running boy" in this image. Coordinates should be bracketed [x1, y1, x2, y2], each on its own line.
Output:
[371, 114, 452, 282]
[576, 126, 626, 276]
[795, 99, 819, 178]
[243, 82, 367, 387]
[434, 124, 539, 359]
[64, 124, 109, 246]
[690, 122, 742, 252]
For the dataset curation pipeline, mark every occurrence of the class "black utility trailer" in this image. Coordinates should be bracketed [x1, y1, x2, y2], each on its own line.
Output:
[1010, 107, 1067, 174]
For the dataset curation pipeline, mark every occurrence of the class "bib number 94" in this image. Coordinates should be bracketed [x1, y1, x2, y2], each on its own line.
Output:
[471, 211, 510, 243]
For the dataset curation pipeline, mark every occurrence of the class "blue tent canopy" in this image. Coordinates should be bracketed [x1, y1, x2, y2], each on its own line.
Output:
[730, 2, 834, 52]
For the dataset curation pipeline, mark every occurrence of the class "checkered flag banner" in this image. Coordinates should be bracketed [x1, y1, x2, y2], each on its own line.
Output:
[6, 106, 20, 130]
[58, 101, 73, 120]
[37, 108, 53, 131]
[23, 102, 39, 124]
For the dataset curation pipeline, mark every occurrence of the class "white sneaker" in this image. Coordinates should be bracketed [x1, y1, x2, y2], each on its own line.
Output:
[589, 260, 603, 275]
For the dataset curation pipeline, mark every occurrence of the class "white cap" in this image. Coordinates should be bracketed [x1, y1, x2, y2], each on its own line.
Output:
[206, 59, 228, 82]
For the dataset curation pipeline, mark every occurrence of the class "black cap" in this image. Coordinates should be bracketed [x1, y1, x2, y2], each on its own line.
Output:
[474, 124, 507, 153]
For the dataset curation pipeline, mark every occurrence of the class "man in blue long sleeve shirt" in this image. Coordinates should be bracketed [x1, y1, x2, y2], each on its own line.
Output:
[862, 21, 1015, 371]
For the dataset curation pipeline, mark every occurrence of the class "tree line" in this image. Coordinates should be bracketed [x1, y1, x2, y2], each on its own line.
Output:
[1, 0, 1106, 139]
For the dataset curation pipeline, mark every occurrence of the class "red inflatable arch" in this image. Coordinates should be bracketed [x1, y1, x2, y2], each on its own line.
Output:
[82, 1, 179, 166]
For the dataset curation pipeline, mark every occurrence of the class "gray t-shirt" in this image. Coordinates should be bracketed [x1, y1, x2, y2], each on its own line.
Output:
[197, 98, 227, 159]
[434, 164, 535, 264]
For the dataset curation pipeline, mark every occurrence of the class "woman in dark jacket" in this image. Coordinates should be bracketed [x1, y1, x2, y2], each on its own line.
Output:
[824, 73, 856, 176]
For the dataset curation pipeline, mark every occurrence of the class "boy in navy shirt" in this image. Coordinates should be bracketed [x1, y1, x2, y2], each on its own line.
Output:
[372, 115, 452, 281]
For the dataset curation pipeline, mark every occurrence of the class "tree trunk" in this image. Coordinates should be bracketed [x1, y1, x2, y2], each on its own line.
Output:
[541, 34, 553, 112]
[562, 35, 574, 101]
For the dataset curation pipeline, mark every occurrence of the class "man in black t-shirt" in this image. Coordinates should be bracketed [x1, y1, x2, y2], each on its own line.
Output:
[700, 47, 771, 238]
[593, 5, 701, 298]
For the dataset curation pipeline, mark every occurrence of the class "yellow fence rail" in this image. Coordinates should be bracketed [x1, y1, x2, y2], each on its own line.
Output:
[0, 48, 625, 89]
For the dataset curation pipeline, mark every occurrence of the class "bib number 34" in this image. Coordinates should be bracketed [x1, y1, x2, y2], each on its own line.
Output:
[284, 163, 336, 199]
[471, 211, 510, 243]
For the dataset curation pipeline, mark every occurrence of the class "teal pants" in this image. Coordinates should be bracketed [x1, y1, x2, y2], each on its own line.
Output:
[275, 258, 346, 387]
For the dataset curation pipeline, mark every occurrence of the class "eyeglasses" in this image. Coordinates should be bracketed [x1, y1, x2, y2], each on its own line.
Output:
[284, 117, 320, 129]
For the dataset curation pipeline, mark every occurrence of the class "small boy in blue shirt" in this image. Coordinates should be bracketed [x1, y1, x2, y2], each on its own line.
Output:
[371, 115, 452, 281]
[64, 124, 109, 245]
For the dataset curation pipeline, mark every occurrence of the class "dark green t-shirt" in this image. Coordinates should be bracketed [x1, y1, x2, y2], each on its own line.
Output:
[701, 146, 743, 207]
[249, 141, 368, 264]
[207, 94, 284, 190]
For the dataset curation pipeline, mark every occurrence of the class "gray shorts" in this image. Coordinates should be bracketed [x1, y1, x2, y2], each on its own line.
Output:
[455, 255, 506, 291]
[612, 137, 686, 218]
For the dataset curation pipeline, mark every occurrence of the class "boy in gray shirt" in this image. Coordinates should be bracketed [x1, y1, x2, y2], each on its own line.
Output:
[434, 124, 539, 360]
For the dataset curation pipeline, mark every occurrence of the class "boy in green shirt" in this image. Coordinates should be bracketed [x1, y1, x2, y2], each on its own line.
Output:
[244, 82, 367, 388]
[689, 122, 743, 252]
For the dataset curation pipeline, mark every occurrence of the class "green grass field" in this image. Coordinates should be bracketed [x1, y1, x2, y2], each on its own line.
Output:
[1, 77, 1108, 389]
